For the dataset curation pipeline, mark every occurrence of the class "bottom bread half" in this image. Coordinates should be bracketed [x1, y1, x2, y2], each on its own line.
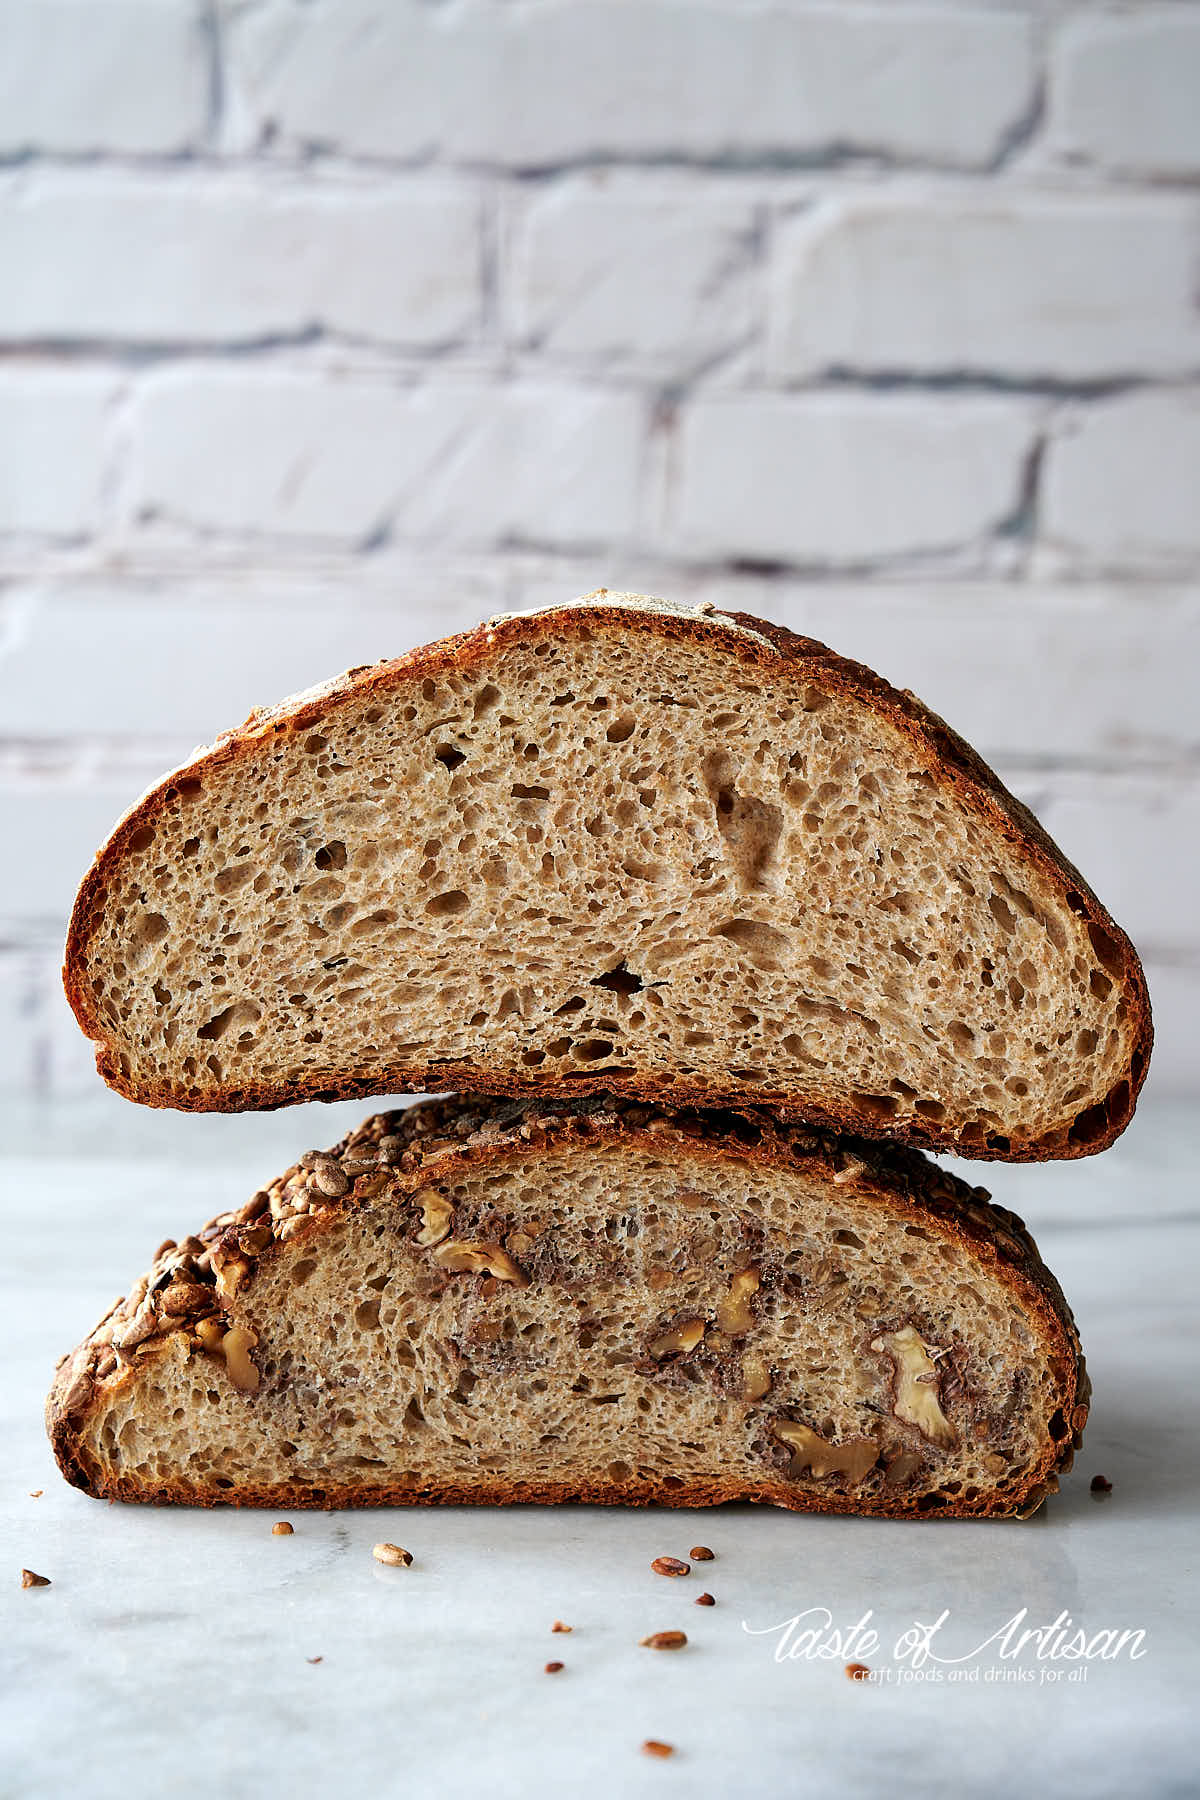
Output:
[48, 1096, 1087, 1518]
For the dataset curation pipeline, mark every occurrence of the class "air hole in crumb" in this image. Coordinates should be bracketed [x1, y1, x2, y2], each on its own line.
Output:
[315, 841, 347, 870]
[130, 913, 169, 962]
[855, 1093, 898, 1120]
[351, 909, 397, 933]
[426, 891, 469, 918]
[591, 962, 643, 995]
[1087, 921, 1124, 976]
[606, 713, 637, 743]
[197, 1001, 262, 1042]
[435, 745, 466, 771]
[988, 893, 1016, 934]
[1106, 1079, 1131, 1122]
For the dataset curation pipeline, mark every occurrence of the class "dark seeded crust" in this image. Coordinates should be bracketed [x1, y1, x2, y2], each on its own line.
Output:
[61, 594, 1152, 1160]
[47, 1092, 1089, 1519]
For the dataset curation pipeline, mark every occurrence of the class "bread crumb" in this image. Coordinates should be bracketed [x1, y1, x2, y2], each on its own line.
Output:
[21, 1570, 50, 1589]
[642, 1740, 675, 1759]
[845, 1662, 871, 1681]
[272, 1520, 294, 1536]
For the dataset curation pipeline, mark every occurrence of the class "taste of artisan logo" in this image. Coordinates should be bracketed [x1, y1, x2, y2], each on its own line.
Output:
[744, 1607, 1148, 1684]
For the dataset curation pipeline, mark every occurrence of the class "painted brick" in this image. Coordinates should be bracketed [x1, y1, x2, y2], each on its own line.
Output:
[1009, 770, 1200, 956]
[0, 783, 152, 922]
[673, 393, 1033, 564]
[1044, 393, 1200, 566]
[0, 174, 481, 349]
[399, 383, 644, 549]
[0, 0, 208, 155]
[227, 0, 1035, 169]
[0, 570, 502, 740]
[0, 947, 43, 1093]
[0, 369, 116, 536]
[508, 177, 757, 370]
[1132, 961, 1200, 1098]
[131, 371, 644, 548]
[769, 193, 1200, 381]
[1051, 8, 1200, 177]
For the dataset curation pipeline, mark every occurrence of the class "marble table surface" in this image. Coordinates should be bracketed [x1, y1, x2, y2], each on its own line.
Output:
[2, 1092, 1197, 1800]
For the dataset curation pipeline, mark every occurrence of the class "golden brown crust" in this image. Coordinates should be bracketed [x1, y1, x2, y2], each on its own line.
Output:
[47, 1091, 1089, 1520]
[61, 593, 1151, 1159]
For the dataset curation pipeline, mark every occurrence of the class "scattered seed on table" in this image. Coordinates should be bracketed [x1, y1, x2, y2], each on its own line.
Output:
[640, 1631, 687, 1651]
[372, 1542, 413, 1567]
[272, 1521, 294, 1536]
[551, 1620, 572, 1633]
[642, 1740, 675, 1758]
[695, 1592, 716, 1606]
[1090, 1474, 1113, 1494]
[21, 1570, 50, 1589]
[689, 1546, 715, 1561]
[545, 1660, 564, 1674]
[845, 1662, 871, 1681]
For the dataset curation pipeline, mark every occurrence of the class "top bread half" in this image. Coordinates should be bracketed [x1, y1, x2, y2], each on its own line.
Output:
[63, 593, 1150, 1160]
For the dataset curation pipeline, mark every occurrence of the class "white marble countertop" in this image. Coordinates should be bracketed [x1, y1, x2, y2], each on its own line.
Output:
[2, 1093, 1197, 1800]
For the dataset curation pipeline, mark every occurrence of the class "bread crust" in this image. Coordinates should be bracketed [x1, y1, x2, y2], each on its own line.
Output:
[47, 1092, 1088, 1520]
[62, 593, 1152, 1159]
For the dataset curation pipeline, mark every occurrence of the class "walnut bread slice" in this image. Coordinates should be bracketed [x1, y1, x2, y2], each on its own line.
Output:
[48, 1094, 1088, 1520]
[63, 591, 1150, 1160]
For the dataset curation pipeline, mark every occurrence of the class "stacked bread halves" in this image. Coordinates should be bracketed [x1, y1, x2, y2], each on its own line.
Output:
[49, 595, 1149, 1518]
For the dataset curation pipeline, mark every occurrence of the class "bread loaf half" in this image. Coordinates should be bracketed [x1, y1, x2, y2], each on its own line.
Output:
[64, 593, 1150, 1159]
[48, 1093, 1087, 1520]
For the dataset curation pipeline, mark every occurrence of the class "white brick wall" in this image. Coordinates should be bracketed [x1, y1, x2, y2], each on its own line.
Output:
[1044, 392, 1200, 569]
[673, 392, 1033, 563]
[224, 2, 1036, 168]
[768, 192, 1200, 381]
[1050, 9, 1200, 178]
[1, 0, 1197, 1098]
[508, 177, 758, 373]
[0, 0, 208, 155]
[0, 173, 483, 348]
[0, 370, 118, 535]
